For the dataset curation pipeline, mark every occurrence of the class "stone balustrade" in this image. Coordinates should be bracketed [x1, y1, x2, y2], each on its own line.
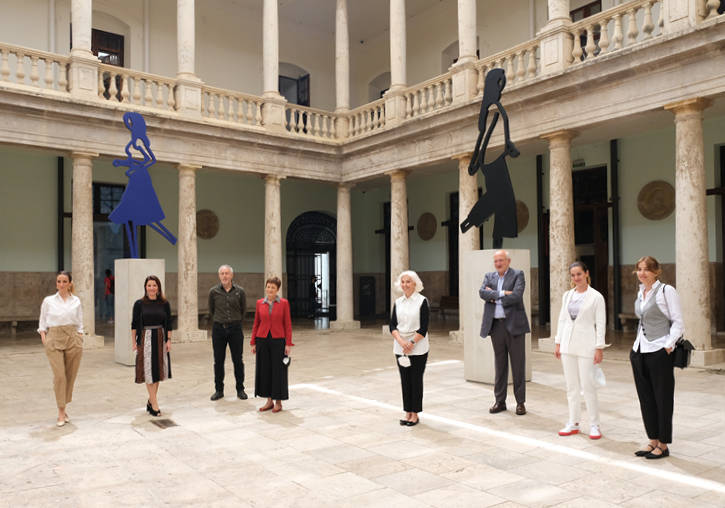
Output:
[403, 72, 453, 119]
[474, 39, 541, 94]
[703, 0, 724, 20]
[0, 44, 69, 93]
[568, 0, 664, 65]
[2, 0, 723, 142]
[284, 104, 338, 140]
[202, 86, 263, 127]
[347, 99, 386, 139]
[97, 64, 177, 112]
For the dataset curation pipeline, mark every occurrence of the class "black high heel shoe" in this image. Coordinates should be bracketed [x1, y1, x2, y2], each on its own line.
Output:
[146, 400, 161, 417]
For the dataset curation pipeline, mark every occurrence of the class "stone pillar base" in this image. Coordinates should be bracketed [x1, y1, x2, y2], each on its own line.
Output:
[83, 334, 104, 349]
[383, 92, 406, 127]
[462, 249, 532, 384]
[262, 93, 288, 133]
[115, 258, 166, 366]
[691, 348, 725, 367]
[330, 320, 360, 331]
[69, 52, 99, 99]
[175, 329, 208, 343]
[450, 62, 477, 105]
[537, 337, 555, 353]
[175, 77, 203, 118]
[539, 28, 574, 76]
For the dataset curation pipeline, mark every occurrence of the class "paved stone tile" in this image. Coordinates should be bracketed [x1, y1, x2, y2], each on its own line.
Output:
[486, 478, 581, 507]
[413, 483, 506, 507]
[1, 326, 724, 507]
[372, 467, 453, 496]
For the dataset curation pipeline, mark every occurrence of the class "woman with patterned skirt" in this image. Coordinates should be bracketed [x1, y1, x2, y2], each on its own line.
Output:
[132, 275, 172, 416]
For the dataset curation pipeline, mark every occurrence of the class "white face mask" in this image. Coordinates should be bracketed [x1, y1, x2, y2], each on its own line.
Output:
[397, 356, 411, 368]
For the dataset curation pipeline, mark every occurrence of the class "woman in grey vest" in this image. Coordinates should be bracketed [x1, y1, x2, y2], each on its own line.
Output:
[631, 256, 683, 459]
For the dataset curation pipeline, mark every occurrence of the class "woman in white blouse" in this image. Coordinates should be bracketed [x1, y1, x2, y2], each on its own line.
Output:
[37, 271, 84, 427]
[389, 270, 430, 427]
[554, 261, 606, 440]
[631, 256, 683, 460]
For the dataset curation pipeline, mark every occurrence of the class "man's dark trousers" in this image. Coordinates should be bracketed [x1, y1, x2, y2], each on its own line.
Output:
[490, 319, 526, 404]
[212, 322, 245, 394]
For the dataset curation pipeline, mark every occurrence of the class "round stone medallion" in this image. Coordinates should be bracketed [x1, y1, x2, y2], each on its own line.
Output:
[196, 209, 219, 239]
[516, 200, 529, 233]
[637, 181, 675, 220]
[417, 212, 437, 241]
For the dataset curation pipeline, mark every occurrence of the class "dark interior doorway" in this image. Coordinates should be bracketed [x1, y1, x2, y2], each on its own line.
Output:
[286, 212, 336, 320]
[573, 166, 609, 303]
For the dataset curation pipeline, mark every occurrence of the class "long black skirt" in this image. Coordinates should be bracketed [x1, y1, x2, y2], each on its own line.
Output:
[254, 334, 288, 400]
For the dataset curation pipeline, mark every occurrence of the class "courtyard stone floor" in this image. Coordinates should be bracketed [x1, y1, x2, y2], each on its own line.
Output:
[1, 322, 724, 507]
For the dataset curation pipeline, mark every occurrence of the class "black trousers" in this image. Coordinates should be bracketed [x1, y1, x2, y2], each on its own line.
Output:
[630, 347, 675, 443]
[396, 352, 428, 413]
[254, 334, 288, 400]
[212, 322, 245, 393]
[490, 319, 526, 404]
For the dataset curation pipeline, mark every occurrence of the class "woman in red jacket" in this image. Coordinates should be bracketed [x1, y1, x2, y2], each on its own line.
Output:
[251, 276, 293, 412]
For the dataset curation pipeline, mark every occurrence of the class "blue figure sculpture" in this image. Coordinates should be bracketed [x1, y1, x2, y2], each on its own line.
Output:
[460, 68, 520, 249]
[111, 112, 176, 258]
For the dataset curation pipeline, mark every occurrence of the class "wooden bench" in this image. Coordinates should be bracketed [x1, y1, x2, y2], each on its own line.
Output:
[438, 296, 459, 320]
[618, 313, 639, 332]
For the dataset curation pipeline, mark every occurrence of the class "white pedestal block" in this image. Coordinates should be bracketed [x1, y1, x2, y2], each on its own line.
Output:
[463, 249, 532, 384]
[114, 259, 165, 366]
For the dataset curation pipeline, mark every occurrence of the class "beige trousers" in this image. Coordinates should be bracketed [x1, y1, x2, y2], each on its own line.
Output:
[45, 325, 83, 409]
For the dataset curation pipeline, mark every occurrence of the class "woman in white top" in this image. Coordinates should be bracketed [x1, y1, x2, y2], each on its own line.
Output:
[554, 261, 606, 440]
[37, 271, 84, 427]
[630, 256, 683, 460]
[389, 270, 430, 427]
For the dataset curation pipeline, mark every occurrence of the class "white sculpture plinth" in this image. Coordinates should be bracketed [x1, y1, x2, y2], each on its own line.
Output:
[114, 259, 165, 366]
[463, 249, 532, 384]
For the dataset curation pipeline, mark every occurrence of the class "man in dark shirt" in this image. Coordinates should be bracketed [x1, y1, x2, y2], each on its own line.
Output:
[208, 265, 247, 400]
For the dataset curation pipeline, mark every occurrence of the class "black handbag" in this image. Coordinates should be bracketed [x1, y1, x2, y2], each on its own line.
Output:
[662, 284, 695, 369]
[672, 338, 695, 369]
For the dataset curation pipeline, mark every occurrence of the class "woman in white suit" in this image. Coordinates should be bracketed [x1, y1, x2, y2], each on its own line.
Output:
[554, 261, 606, 439]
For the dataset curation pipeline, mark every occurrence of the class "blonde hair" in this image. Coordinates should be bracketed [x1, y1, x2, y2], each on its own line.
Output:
[394, 270, 424, 293]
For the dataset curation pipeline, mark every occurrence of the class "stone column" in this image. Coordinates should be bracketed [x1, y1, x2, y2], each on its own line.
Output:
[261, 0, 286, 132]
[389, 0, 407, 92]
[177, 164, 206, 342]
[69, 0, 98, 98]
[665, 98, 721, 365]
[331, 183, 360, 330]
[335, 0, 350, 138]
[450, 153, 479, 341]
[389, 170, 409, 304]
[541, 130, 576, 343]
[264, 175, 284, 293]
[547, 0, 570, 22]
[71, 152, 103, 348]
[457, 0, 477, 64]
[176, 0, 202, 116]
[451, 0, 478, 105]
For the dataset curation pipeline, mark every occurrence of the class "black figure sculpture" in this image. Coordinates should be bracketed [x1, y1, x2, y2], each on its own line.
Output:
[460, 68, 520, 249]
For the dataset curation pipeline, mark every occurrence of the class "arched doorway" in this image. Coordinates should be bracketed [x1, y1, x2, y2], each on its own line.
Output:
[286, 212, 336, 320]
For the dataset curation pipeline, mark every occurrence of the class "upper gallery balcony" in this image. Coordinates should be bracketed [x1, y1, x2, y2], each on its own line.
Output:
[0, 0, 724, 180]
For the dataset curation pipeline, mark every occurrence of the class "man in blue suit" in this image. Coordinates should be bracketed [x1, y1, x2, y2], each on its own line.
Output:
[479, 250, 530, 415]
